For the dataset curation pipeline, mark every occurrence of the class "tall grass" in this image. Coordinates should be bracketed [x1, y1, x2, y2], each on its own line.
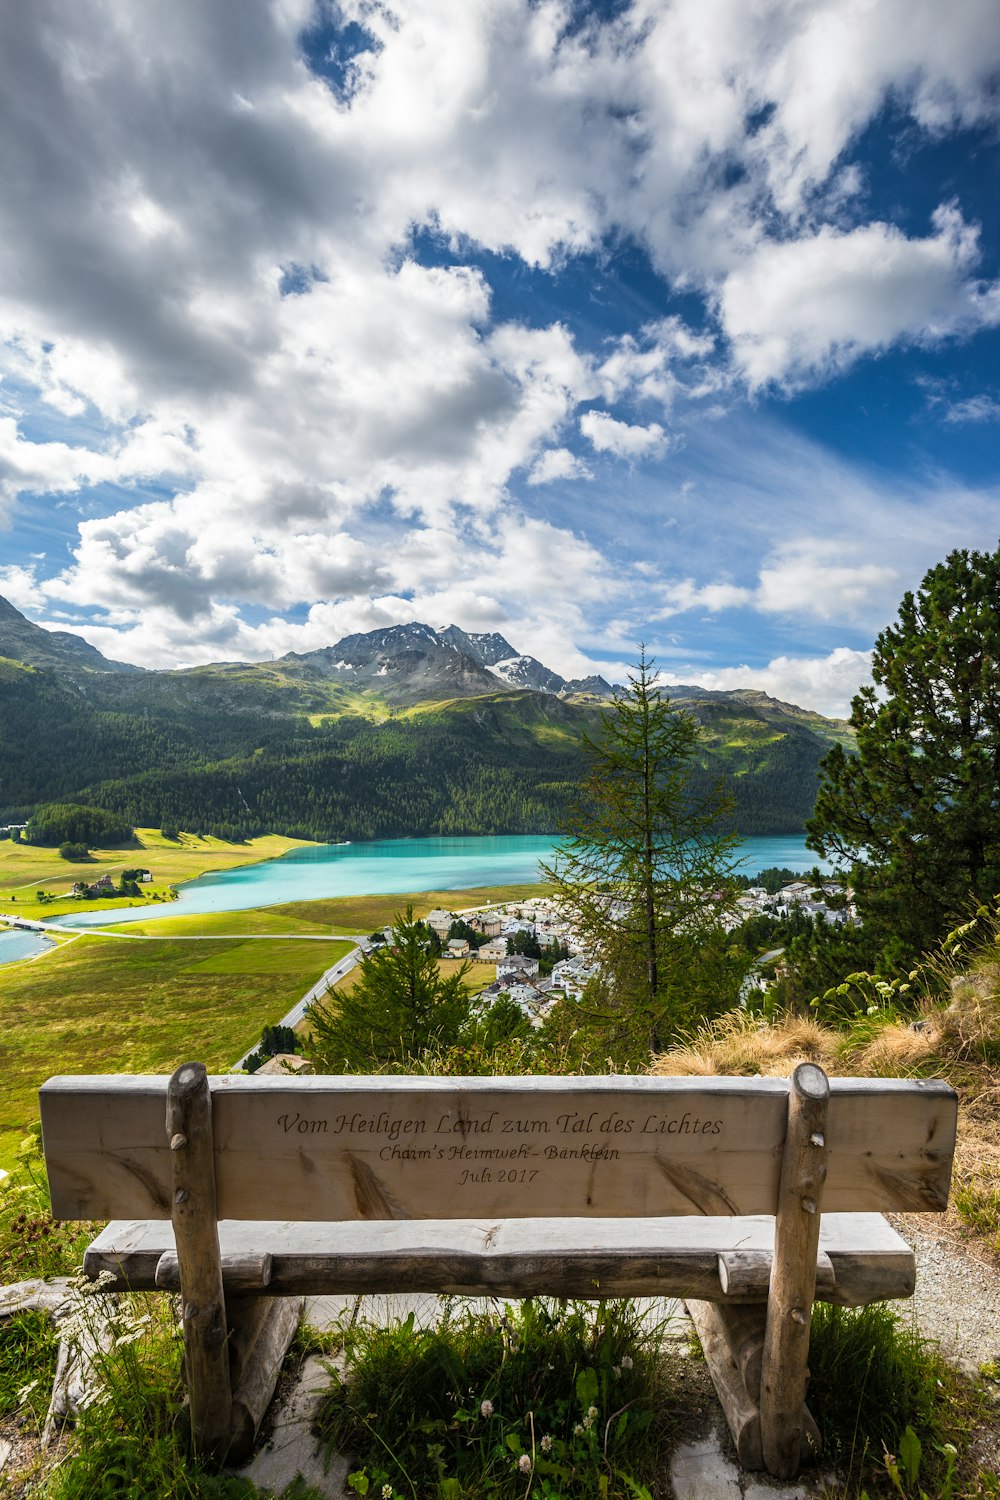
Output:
[808, 1302, 983, 1496]
[316, 1296, 682, 1499]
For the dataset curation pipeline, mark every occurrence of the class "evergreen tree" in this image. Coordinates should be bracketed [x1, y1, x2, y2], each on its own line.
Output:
[542, 650, 744, 1056]
[807, 545, 1000, 962]
[305, 906, 472, 1071]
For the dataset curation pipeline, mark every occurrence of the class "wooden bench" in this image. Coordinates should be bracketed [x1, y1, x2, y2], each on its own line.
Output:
[39, 1061, 957, 1477]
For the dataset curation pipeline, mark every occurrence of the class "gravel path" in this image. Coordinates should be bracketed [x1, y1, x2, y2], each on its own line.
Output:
[889, 1214, 1000, 1377]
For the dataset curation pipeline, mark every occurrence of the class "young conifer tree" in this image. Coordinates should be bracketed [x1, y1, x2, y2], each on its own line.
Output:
[543, 650, 744, 1057]
[305, 905, 472, 1071]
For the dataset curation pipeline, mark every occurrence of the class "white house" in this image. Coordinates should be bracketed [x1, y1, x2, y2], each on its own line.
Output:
[550, 957, 600, 999]
[497, 954, 540, 982]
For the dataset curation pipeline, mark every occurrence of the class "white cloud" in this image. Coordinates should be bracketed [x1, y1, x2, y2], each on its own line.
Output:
[0, 564, 46, 613]
[720, 206, 999, 388]
[755, 542, 903, 623]
[654, 577, 753, 619]
[943, 394, 1000, 424]
[580, 410, 669, 459]
[527, 447, 593, 485]
[0, 0, 997, 689]
[596, 317, 716, 409]
[0, 415, 121, 518]
[742, 0, 1000, 213]
[688, 647, 873, 720]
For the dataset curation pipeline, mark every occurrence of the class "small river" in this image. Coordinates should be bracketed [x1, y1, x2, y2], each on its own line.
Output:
[48, 832, 834, 932]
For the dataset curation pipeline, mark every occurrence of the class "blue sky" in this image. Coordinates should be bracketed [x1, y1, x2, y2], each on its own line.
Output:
[0, 0, 998, 715]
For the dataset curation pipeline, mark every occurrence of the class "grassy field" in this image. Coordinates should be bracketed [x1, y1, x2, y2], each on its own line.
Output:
[0, 906, 351, 1168]
[0, 874, 551, 1169]
[271, 881, 554, 934]
[0, 828, 315, 920]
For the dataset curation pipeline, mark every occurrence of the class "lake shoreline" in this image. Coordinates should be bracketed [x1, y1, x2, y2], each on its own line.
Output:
[48, 832, 834, 934]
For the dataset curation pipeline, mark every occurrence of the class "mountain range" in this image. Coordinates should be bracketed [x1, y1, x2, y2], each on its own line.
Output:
[279, 620, 614, 702]
[0, 595, 852, 841]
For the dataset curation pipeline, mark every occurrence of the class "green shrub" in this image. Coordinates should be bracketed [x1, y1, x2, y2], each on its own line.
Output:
[808, 1302, 984, 1496]
[952, 1179, 1000, 1254]
[58, 842, 90, 861]
[316, 1296, 680, 1499]
[0, 1126, 94, 1282]
[31, 1281, 325, 1499]
[0, 1307, 59, 1425]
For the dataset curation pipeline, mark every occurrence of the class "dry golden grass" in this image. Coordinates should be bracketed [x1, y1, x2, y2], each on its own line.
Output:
[952, 1083, 1000, 1252]
[930, 967, 1000, 1062]
[848, 1021, 937, 1075]
[649, 1009, 839, 1078]
[648, 996, 1000, 1258]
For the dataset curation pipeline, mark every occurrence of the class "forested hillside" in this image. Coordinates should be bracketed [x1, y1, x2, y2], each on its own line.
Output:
[0, 602, 852, 839]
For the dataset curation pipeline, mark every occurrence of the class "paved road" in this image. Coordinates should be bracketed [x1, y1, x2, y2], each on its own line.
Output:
[230, 944, 364, 1069]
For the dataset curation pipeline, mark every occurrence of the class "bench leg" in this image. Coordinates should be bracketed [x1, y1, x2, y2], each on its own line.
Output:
[168, 1062, 233, 1462]
[687, 1300, 764, 1468]
[759, 1062, 830, 1478]
[227, 1296, 304, 1463]
[688, 1300, 821, 1471]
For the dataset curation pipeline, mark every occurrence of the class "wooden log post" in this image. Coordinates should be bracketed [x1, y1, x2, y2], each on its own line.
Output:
[227, 1296, 304, 1462]
[166, 1062, 233, 1463]
[759, 1062, 830, 1479]
[686, 1299, 764, 1468]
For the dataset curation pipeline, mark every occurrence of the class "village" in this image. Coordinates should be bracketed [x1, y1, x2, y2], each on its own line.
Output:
[411, 876, 857, 1028]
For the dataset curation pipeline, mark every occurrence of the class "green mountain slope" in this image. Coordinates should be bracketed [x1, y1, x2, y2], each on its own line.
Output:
[0, 600, 853, 838]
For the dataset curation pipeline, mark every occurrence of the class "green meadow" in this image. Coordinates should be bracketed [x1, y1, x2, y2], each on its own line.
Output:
[0, 880, 554, 1169]
[274, 881, 554, 934]
[0, 906, 351, 1169]
[0, 827, 315, 921]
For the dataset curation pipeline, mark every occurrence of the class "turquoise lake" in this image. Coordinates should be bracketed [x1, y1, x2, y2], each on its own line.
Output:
[54, 832, 834, 930]
[0, 929, 57, 963]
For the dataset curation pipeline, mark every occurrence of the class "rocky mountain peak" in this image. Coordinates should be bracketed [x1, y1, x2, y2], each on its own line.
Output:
[0, 593, 141, 675]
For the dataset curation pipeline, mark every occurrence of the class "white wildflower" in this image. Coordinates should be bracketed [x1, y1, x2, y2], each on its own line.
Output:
[382, 1487, 393, 1498]
[518, 1454, 532, 1473]
[480, 1399, 494, 1418]
[621, 1355, 633, 1370]
[111, 1329, 144, 1349]
[540, 1435, 553, 1453]
[587, 1405, 599, 1419]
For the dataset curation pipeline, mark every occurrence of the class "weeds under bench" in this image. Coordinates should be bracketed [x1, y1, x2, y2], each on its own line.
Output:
[39, 1063, 957, 1477]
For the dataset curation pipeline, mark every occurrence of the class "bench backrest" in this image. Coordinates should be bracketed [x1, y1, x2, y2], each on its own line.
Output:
[41, 1071, 956, 1223]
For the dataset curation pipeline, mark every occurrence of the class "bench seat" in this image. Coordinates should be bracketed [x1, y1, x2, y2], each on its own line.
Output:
[85, 1211, 915, 1306]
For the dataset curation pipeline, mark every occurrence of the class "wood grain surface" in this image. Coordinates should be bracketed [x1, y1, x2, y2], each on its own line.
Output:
[41, 1072, 957, 1222]
[83, 1211, 917, 1304]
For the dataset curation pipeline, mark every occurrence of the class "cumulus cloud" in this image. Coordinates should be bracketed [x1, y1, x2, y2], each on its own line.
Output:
[527, 447, 593, 485]
[653, 578, 753, 619]
[0, 417, 118, 515]
[580, 411, 669, 459]
[687, 647, 873, 720]
[754, 541, 903, 623]
[720, 206, 999, 388]
[0, 0, 997, 692]
[0, 564, 47, 613]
